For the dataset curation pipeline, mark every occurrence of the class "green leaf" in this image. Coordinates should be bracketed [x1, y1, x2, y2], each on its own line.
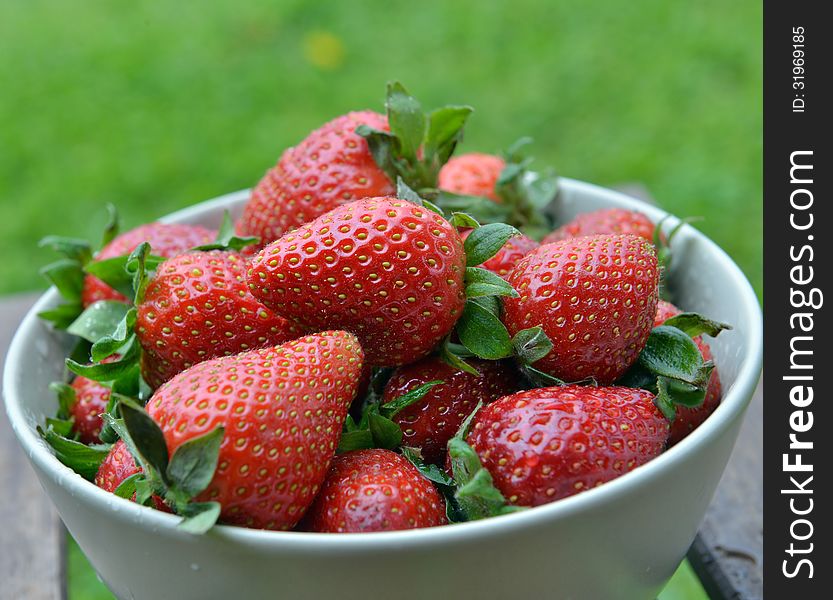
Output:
[396, 177, 425, 205]
[448, 212, 481, 229]
[38, 302, 84, 329]
[39, 236, 93, 264]
[337, 429, 375, 453]
[502, 136, 533, 163]
[456, 300, 513, 360]
[45, 417, 74, 437]
[40, 259, 85, 301]
[439, 336, 480, 376]
[662, 312, 732, 338]
[192, 211, 259, 252]
[134, 476, 154, 505]
[447, 437, 523, 520]
[380, 380, 444, 419]
[126, 242, 152, 304]
[113, 472, 142, 499]
[166, 427, 224, 497]
[512, 326, 554, 365]
[119, 399, 170, 482]
[66, 338, 139, 383]
[401, 447, 454, 487]
[100, 204, 120, 248]
[83, 256, 136, 298]
[464, 267, 519, 299]
[424, 105, 473, 164]
[421, 198, 445, 217]
[368, 411, 403, 450]
[638, 326, 711, 387]
[385, 81, 425, 162]
[66, 301, 131, 344]
[49, 381, 77, 419]
[91, 308, 137, 361]
[434, 192, 515, 224]
[519, 364, 566, 388]
[463, 223, 521, 267]
[177, 501, 222, 534]
[38, 426, 110, 481]
[356, 125, 398, 183]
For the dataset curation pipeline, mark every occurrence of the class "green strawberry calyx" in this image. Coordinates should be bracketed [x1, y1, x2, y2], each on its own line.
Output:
[113, 397, 225, 534]
[618, 312, 732, 421]
[358, 81, 473, 197]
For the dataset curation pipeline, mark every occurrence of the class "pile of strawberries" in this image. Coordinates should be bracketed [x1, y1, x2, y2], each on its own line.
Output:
[38, 83, 729, 534]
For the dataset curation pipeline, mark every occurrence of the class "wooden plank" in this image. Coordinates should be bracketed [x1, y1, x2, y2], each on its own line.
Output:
[0, 292, 65, 600]
[689, 379, 763, 599]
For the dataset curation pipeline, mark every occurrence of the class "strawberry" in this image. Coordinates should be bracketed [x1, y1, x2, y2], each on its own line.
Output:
[466, 385, 669, 506]
[503, 234, 659, 384]
[95, 440, 169, 511]
[382, 357, 520, 464]
[654, 301, 722, 445]
[239, 111, 395, 244]
[136, 250, 301, 388]
[543, 208, 656, 245]
[83, 223, 217, 307]
[138, 331, 364, 530]
[69, 374, 111, 444]
[461, 229, 539, 279]
[439, 153, 506, 201]
[239, 83, 474, 244]
[248, 197, 466, 367]
[303, 449, 447, 532]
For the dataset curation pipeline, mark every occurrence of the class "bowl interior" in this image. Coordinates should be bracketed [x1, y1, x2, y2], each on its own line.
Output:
[3, 180, 762, 545]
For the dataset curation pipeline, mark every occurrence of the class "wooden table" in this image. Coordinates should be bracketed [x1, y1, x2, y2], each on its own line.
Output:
[0, 292, 763, 599]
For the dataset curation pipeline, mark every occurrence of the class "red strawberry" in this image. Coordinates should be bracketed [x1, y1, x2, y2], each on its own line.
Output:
[439, 153, 506, 201]
[543, 208, 656, 245]
[95, 440, 169, 511]
[69, 375, 111, 444]
[247, 197, 466, 367]
[146, 331, 364, 530]
[239, 111, 394, 244]
[83, 223, 217, 307]
[383, 357, 520, 464]
[503, 234, 659, 384]
[654, 300, 722, 445]
[466, 385, 669, 506]
[136, 250, 301, 388]
[461, 229, 539, 279]
[303, 449, 446, 532]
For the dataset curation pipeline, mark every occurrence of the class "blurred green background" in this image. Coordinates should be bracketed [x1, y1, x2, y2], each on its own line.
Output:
[1, 1, 761, 598]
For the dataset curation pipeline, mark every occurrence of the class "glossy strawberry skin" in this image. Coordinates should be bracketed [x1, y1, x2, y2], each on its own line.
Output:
[136, 250, 301, 389]
[654, 301, 722, 445]
[383, 357, 520, 464]
[239, 111, 395, 244]
[543, 208, 656, 245]
[147, 331, 364, 530]
[95, 440, 169, 511]
[303, 449, 446, 533]
[248, 197, 466, 367]
[82, 223, 217, 307]
[467, 385, 669, 506]
[461, 229, 539, 279]
[438, 153, 505, 201]
[503, 234, 659, 384]
[69, 375, 111, 444]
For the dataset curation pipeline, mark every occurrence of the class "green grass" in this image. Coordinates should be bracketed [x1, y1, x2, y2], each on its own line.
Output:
[68, 533, 706, 599]
[0, 0, 761, 298]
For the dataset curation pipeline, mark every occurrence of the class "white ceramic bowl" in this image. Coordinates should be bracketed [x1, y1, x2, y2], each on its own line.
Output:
[3, 180, 762, 600]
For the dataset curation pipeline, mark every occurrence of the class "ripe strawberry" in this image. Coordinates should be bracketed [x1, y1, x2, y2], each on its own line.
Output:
[543, 208, 656, 245]
[239, 111, 394, 244]
[69, 374, 111, 444]
[654, 301, 722, 445]
[248, 197, 466, 367]
[136, 250, 301, 388]
[503, 234, 659, 384]
[461, 229, 539, 279]
[146, 331, 364, 530]
[439, 153, 506, 201]
[383, 357, 520, 464]
[466, 385, 669, 506]
[303, 449, 447, 532]
[95, 440, 168, 511]
[83, 223, 217, 307]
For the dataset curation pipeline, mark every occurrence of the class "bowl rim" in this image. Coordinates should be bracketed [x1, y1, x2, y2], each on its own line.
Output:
[3, 178, 763, 549]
